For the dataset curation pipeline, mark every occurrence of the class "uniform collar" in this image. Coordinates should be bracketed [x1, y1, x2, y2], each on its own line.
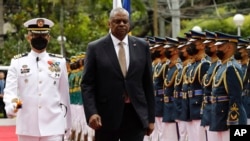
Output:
[30, 50, 47, 59]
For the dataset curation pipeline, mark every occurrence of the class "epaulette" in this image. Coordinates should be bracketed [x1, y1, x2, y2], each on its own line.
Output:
[216, 60, 221, 66]
[13, 53, 28, 59]
[165, 60, 171, 65]
[176, 63, 182, 70]
[201, 58, 209, 63]
[227, 61, 233, 67]
[49, 53, 63, 58]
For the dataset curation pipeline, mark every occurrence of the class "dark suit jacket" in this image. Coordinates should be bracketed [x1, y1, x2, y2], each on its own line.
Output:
[81, 34, 155, 130]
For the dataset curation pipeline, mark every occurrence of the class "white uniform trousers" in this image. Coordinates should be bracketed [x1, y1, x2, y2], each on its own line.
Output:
[150, 117, 163, 141]
[143, 135, 151, 141]
[161, 122, 178, 141]
[176, 120, 188, 141]
[208, 129, 229, 141]
[205, 126, 227, 141]
[247, 118, 250, 124]
[189, 120, 206, 141]
[18, 135, 63, 141]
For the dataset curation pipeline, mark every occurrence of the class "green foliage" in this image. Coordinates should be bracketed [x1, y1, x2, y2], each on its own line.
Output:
[179, 6, 249, 38]
[2, 0, 250, 66]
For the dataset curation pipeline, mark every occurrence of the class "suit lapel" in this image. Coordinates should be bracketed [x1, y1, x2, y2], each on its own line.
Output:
[103, 35, 124, 77]
[127, 36, 136, 77]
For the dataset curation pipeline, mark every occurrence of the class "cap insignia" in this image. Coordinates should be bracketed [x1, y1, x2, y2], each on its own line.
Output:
[37, 19, 45, 27]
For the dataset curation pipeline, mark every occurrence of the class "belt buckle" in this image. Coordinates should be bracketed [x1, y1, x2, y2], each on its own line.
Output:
[210, 96, 216, 103]
[173, 91, 178, 98]
[164, 96, 169, 103]
[188, 90, 193, 98]
[182, 92, 187, 99]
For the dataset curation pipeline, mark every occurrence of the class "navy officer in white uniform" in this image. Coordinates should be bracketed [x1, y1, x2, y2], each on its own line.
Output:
[3, 18, 71, 141]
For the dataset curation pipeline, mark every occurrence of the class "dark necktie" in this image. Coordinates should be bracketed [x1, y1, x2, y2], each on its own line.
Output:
[118, 42, 127, 77]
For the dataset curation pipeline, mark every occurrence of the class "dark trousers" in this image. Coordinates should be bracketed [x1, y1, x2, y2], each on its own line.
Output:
[95, 104, 146, 141]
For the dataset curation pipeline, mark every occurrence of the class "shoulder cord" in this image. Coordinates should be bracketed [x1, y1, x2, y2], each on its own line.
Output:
[224, 65, 243, 94]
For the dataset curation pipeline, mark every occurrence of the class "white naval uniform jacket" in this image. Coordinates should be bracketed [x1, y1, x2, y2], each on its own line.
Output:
[3, 50, 71, 136]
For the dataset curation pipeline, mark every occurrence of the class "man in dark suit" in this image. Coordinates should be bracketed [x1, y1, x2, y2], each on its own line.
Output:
[81, 7, 155, 141]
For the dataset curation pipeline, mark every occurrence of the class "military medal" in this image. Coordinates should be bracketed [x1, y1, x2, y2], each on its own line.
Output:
[21, 65, 30, 74]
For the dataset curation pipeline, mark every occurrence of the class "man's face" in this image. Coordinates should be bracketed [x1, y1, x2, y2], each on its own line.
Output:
[108, 12, 130, 40]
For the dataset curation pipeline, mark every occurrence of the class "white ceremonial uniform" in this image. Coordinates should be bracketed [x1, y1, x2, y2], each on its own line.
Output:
[3, 50, 71, 136]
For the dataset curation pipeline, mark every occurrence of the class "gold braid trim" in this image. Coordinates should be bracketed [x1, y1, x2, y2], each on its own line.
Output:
[213, 70, 226, 88]
[203, 65, 220, 87]
[223, 65, 243, 94]
[175, 66, 188, 86]
[164, 69, 178, 87]
[188, 63, 202, 84]
[198, 63, 202, 85]
[162, 63, 168, 80]
[153, 63, 166, 78]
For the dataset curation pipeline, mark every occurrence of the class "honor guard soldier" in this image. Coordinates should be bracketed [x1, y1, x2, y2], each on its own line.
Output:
[148, 38, 157, 64]
[146, 38, 157, 141]
[145, 37, 157, 141]
[174, 36, 193, 141]
[186, 30, 209, 141]
[210, 32, 247, 141]
[69, 53, 94, 141]
[151, 36, 168, 141]
[235, 38, 250, 124]
[162, 37, 180, 141]
[68, 55, 79, 140]
[3, 18, 72, 141]
[200, 30, 221, 141]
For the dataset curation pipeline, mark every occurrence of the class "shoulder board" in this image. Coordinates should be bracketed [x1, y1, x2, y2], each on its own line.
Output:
[165, 60, 171, 65]
[227, 61, 233, 67]
[175, 63, 182, 70]
[216, 60, 221, 66]
[201, 58, 209, 63]
[232, 60, 241, 69]
[13, 53, 28, 59]
[49, 53, 63, 58]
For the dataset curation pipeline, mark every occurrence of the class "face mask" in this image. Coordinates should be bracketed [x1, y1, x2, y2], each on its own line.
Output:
[179, 51, 186, 61]
[153, 50, 161, 58]
[216, 50, 225, 60]
[186, 43, 198, 56]
[31, 36, 48, 50]
[205, 45, 214, 57]
[151, 52, 156, 60]
[234, 51, 242, 60]
[165, 50, 172, 59]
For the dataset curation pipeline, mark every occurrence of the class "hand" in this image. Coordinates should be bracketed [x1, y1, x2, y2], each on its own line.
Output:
[89, 114, 102, 130]
[145, 123, 154, 136]
[11, 98, 22, 113]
